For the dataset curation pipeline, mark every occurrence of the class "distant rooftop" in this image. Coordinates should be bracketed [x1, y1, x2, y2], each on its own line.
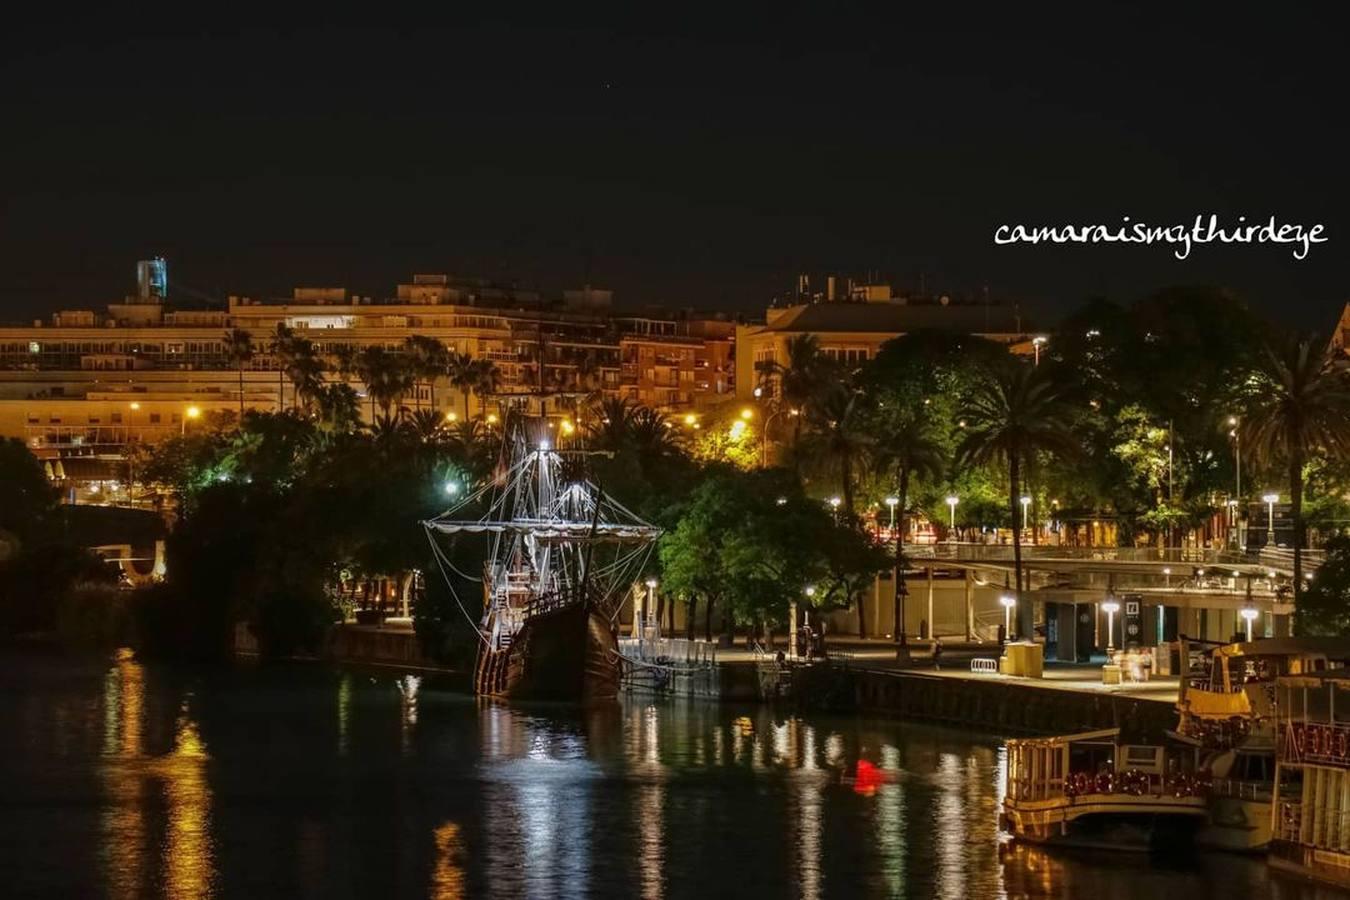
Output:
[763, 301, 1027, 334]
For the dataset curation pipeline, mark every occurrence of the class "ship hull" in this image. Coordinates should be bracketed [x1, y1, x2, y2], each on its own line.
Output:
[474, 604, 620, 703]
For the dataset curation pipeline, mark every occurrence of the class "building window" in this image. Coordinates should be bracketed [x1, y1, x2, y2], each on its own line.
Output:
[111, 412, 123, 424]
[149, 413, 161, 424]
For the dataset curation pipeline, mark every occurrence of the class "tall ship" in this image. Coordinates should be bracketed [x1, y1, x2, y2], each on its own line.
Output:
[422, 415, 661, 703]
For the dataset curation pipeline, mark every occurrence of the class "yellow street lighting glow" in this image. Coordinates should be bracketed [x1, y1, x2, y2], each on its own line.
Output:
[729, 419, 748, 439]
[185, 406, 202, 419]
[486, 413, 498, 424]
[683, 413, 697, 426]
[129, 401, 140, 410]
[739, 408, 753, 420]
[445, 411, 458, 422]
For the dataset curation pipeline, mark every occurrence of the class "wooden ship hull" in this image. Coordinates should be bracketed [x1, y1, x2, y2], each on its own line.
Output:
[474, 603, 620, 703]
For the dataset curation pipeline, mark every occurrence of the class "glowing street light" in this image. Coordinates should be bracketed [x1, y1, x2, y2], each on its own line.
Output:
[1102, 599, 1121, 652]
[445, 411, 458, 422]
[753, 386, 763, 398]
[885, 496, 899, 534]
[486, 412, 499, 425]
[740, 407, 754, 420]
[999, 594, 1016, 643]
[804, 584, 816, 598]
[182, 404, 201, 435]
[1263, 492, 1279, 544]
[1020, 495, 1032, 533]
[946, 495, 959, 541]
[129, 401, 141, 411]
[443, 481, 460, 496]
[683, 413, 697, 426]
[1241, 606, 1258, 642]
[1032, 335, 1047, 366]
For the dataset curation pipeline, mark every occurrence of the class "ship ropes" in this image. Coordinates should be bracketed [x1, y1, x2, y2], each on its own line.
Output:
[422, 414, 693, 702]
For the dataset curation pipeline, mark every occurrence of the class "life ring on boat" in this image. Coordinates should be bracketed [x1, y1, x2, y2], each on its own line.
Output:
[1169, 773, 1197, 797]
[1119, 769, 1148, 796]
[1094, 771, 1113, 794]
[1065, 772, 1090, 797]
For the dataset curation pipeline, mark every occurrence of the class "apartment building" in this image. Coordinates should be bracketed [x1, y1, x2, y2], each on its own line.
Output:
[0, 268, 735, 484]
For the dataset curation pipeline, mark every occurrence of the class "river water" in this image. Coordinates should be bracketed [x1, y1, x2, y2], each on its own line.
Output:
[0, 651, 1342, 899]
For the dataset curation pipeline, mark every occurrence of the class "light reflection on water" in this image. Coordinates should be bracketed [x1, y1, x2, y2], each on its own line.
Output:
[0, 652, 1344, 899]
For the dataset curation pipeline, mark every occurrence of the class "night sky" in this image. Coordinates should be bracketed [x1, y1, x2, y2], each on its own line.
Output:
[2, 5, 1345, 326]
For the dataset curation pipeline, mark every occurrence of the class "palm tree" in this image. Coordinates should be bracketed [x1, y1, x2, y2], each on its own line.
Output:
[756, 334, 831, 466]
[314, 383, 362, 434]
[403, 336, 449, 410]
[471, 358, 502, 419]
[447, 352, 477, 420]
[285, 337, 325, 413]
[804, 380, 873, 514]
[403, 408, 449, 445]
[586, 397, 636, 452]
[270, 323, 297, 411]
[355, 346, 414, 420]
[1242, 334, 1350, 613]
[628, 406, 683, 463]
[874, 419, 946, 646]
[222, 327, 255, 421]
[957, 362, 1077, 639]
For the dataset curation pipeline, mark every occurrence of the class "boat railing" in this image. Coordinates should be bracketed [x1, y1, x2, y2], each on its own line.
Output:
[1208, 778, 1272, 802]
[1012, 770, 1208, 803]
[1278, 802, 1303, 843]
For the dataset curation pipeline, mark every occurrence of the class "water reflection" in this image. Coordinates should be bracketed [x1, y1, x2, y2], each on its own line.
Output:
[0, 654, 1339, 899]
[98, 651, 215, 900]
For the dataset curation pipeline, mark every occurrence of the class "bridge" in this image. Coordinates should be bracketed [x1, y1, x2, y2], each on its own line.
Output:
[900, 542, 1322, 640]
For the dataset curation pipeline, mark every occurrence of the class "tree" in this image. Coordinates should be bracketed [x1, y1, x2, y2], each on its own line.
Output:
[756, 334, 831, 468]
[270, 323, 297, 411]
[0, 438, 59, 550]
[355, 346, 414, 420]
[222, 327, 255, 420]
[1242, 333, 1350, 614]
[957, 361, 1078, 638]
[801, 379, 872, 514]
[404, 335, 449, 410]
[447, 352, 477, 420]
[874, 419, 945, 644]
[471, 358, 502, 418]
[1298, 536, 1350, 636]
[284, 337, 326, 413]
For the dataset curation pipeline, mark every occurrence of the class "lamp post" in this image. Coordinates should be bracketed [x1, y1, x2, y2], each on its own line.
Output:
[1032, 335, 1047, 366]
[182, 404, 201, 435]
[999, 593, 1016, 643]
[829, 496, 841, 523]
[1102, 599, 1120, 653]
[643, 578, 658, 639]
[946, 495, 959, 542]
[885, 496, 898, 537]
[1263, 492, 1279, 545]
[443, 480, 460, 497]
[1241, 606, 1258, 642]
[1020, 495, 1031, 537]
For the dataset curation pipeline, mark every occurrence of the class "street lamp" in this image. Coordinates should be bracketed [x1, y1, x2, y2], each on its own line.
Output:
[1241, 606, 1258, 642]
[740, 408, 753, 420]
[443, 480, 460, 496]
[885, 496, 899, 536]
[1032, 335, 1047, 366]
[999, 594, 1016, 643]
[182, 404, 201, 435]
[829, 496, 841, 521]
[644, 577, 658, 636]
[1263, 492, 1279, 545]
[1102, 599, 1121, 653]
[946, 495, 959, 541]
[1020, 495, 1031, 534]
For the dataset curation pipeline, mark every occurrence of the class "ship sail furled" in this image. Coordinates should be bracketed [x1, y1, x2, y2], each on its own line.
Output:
[421, 418, 661, 699]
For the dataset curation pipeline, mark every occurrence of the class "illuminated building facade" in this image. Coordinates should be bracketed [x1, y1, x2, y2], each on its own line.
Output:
[0, 271, 735, 486]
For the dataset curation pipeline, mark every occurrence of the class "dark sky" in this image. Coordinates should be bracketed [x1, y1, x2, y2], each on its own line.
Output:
[2, 5, 1345, 327]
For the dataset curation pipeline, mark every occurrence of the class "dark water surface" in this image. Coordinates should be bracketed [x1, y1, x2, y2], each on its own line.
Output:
[0, 651, 1344, 899]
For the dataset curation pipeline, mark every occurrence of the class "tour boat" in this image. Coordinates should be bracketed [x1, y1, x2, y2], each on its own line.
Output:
[1270, 671, 1350, 887]
[423, 415, 661, 703]
[1000, 728, 1209, 850]
[1176, 637, 1350, 852]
